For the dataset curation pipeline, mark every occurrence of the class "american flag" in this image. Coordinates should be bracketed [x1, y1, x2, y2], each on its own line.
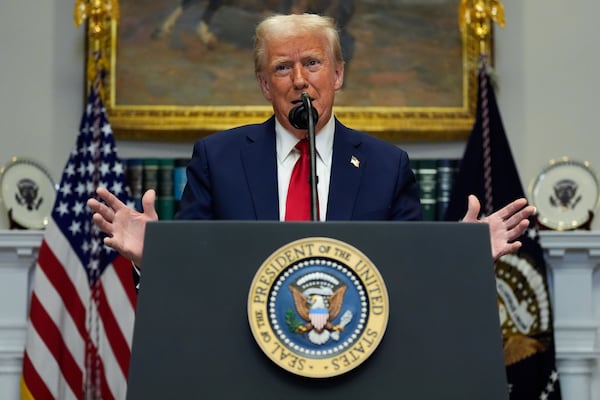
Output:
[21, 77, 137, 400]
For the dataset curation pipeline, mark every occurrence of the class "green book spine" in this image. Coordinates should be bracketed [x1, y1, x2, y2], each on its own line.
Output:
[416, 159, 437, 221]
[409, 158, 420, 181]
[157, 158, 175, 220]
[125, 158, 144, 212]
[142, 158, 159, 193]
[436, 158, 459, 221]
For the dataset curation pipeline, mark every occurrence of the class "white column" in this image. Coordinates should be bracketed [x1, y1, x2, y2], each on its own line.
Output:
[539, 231, 600, 400]
[0, 230, 43, 400]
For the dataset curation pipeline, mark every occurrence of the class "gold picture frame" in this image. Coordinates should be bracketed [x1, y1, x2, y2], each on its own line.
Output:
[94, 1, 491, 142]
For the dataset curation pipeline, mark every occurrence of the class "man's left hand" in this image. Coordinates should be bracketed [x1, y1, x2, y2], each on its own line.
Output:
[462, 195, 536, 260]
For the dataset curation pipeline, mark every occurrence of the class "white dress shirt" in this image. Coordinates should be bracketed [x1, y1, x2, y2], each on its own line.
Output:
[275, 115, 334, 221]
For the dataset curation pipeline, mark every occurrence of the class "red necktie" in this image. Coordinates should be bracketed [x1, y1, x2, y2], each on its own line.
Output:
[285, 139, 311, 221]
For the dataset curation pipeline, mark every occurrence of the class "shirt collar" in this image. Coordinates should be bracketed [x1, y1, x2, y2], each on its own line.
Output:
[275, 115, 335, 165]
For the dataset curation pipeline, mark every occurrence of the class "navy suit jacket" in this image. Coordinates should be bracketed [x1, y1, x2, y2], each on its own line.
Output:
[177, 116, 422, 221]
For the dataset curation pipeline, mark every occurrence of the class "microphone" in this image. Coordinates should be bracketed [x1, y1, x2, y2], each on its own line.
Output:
[287, 93, 319, 222]
[288, 94, 319, 130]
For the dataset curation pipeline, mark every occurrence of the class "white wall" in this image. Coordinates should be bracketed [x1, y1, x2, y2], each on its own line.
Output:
[1, 1, 84, 185]
[496, 0, 600, 203]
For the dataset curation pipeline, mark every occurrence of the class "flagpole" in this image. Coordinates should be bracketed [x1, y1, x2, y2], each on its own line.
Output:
[73, 3, 121, 399]
[457, 0, 506, 214]
[74, 0, 119, 91]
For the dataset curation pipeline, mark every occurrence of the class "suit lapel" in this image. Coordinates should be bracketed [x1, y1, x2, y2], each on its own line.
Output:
[327, 121, 363, 220]
[241, 118, 280, 220]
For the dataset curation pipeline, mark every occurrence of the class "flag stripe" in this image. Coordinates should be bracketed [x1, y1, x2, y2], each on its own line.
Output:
[43, 221, 92, 304]
[28, 256, 86, 371]
[37, 240, 88, 338]
[23, 325, 79, 400]
[24, 268, 84, 399]
[111, 255, 137, 308]
[101, 261, 136, 348]
[95, 314, 127, 400]
[22, 354, 54, 400]
[28, 294, 83, 396]
[99, 362, 117, 400]
[97, 281, 132, 376]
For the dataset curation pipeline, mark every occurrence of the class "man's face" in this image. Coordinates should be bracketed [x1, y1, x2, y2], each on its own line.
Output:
[256, 33, 344, 139]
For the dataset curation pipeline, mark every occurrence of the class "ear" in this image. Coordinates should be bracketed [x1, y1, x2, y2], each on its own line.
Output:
[333, 62, 345, 91]
[256, 72, 272, 101]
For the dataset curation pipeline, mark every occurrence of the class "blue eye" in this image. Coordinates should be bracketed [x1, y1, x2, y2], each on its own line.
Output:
[274, 64, 291, 75]
[305, 59, 321, 71]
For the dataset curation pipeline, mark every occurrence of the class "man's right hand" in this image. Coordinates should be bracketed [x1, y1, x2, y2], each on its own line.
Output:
[87, 187, 158, 267]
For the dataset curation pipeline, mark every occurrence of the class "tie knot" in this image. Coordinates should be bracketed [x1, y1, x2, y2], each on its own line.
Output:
[295, 139, 309, 155]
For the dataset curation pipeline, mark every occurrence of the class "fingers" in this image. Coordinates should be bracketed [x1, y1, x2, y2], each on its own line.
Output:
[496, 241, 522, 259]
[88, 187, 124, 235]
[462, 194, 481, 222]
[91, 211, 114, 236]
[88, 186, 135, 224]
[103, 236, 120, 252]
[502, 204, 535, 231]
[141, 189, 159, 221]
[494, 198, 528, 221]
[506, 219, 530, 242]
[489, 198, 534, 229]
[95, 186, 127, 212]
[87, 197, 102, 214]
[87, 197, 115, 223]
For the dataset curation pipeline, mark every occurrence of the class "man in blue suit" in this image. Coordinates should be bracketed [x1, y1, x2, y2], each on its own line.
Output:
[88, 13, 534, 267]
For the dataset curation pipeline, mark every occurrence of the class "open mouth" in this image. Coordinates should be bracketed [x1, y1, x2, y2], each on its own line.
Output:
[291, 94, 314, 105]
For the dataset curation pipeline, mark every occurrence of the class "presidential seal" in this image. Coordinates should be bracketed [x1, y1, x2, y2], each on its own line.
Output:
[247, 237, 389, 378]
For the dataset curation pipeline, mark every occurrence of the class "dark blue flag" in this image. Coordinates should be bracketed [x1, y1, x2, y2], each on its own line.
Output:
[445, 63, 561, 400]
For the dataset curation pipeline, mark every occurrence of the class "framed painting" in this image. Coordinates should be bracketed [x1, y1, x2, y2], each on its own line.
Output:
[94, 0, 491, 141]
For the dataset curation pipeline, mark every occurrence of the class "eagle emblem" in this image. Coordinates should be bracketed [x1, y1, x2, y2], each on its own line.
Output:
[289, 283, 353, 345]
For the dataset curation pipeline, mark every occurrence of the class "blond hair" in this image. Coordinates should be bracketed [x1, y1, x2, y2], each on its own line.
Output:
[254, 13, 344, 74]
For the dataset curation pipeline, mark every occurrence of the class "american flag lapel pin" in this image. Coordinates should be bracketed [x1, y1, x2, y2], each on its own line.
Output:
[350, 155, 360, 168]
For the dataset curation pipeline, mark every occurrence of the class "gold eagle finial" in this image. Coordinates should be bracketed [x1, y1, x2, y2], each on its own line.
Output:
[74, 0, 119, 29]
[459, 0, 505, 55]
[74, 0, 120, 88]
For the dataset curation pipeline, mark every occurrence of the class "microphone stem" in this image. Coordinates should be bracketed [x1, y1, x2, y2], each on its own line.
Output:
[302, 93, 319, 222]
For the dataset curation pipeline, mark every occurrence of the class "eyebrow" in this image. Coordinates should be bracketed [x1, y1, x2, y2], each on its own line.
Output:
[271, 49, 325, 64]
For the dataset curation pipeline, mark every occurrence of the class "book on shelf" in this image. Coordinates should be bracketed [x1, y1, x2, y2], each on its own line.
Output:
[174, 158, 190, 215]
[415, 159, 438, 221]
[125, 158, 143, 212]
[157, 159, 175, 220]
[436, 158, 460, 221]
[142, 158, 159, 193]
[412, 158, 460, 221]
[122, 157, 190, 220]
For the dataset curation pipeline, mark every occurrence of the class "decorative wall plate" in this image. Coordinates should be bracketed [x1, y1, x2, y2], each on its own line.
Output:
[0, 157, 56, 229]
[529, 157, 599, 230]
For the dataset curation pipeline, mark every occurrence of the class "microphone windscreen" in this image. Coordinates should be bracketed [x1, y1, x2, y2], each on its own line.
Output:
[288, 104, 319, 130]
